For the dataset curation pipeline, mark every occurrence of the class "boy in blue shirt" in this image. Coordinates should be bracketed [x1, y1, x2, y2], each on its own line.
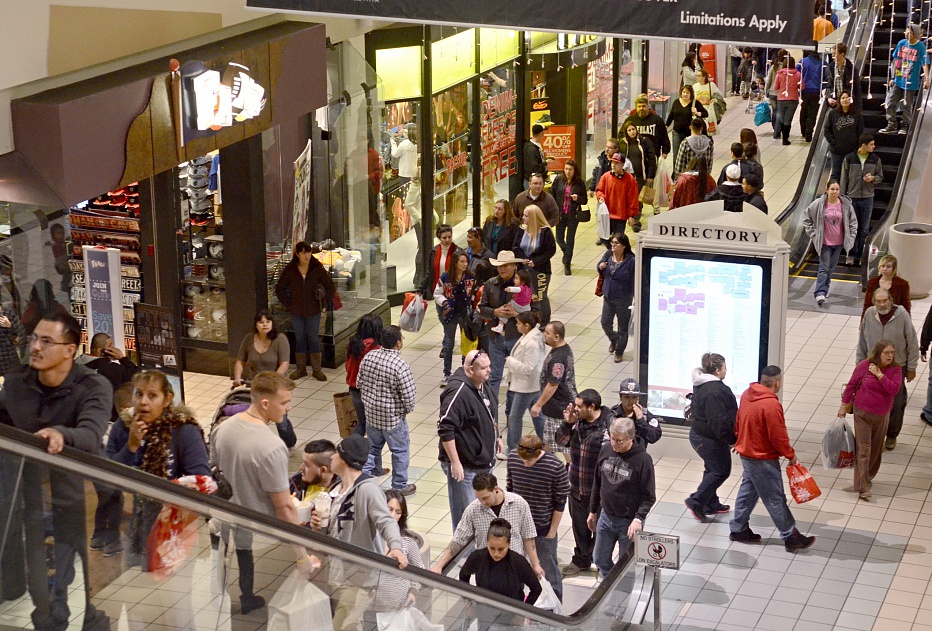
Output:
[881, 24, 930, 134]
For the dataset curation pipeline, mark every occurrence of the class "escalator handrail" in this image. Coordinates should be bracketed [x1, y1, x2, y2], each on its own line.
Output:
[0, 423, 639, 628]
[859, 80, 931, 284]
[774, 0, 879, 266]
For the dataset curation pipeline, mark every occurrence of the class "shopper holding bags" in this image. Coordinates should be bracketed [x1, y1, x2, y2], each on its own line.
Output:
[839, 339, 902, 500]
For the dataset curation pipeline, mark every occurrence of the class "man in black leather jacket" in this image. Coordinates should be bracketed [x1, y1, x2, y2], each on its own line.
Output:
[610, 378, 662, 448]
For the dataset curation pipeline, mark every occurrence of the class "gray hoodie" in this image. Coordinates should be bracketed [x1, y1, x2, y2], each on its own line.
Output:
[803, 193, 858, 255]
[857, 305, 919, 372]
[674, 133, 714, 179]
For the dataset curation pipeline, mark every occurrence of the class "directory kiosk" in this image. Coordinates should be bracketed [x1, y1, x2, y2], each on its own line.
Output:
[634, 202, 789, 436]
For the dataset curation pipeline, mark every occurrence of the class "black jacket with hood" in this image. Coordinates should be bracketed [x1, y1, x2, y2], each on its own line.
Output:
[610, 404, 663, 448]
[705, 183, 746, 212]
[689, 368, 738, 444]
[437, 367, 498, 470]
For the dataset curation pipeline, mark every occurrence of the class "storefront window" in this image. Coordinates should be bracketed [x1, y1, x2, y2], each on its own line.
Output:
[432, 82, 473, 250]
[383, 100, 423, 293]
[479, 62, 516, 219]
[586, 40, 614, 184]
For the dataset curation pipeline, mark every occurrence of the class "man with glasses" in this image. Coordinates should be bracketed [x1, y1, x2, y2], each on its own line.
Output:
[0, 312, 112, 631]
[588, 416, 655, 579]
[589, 138, 620, 198]
[513, 173, 559, 226]
[438, 349, 499, 529]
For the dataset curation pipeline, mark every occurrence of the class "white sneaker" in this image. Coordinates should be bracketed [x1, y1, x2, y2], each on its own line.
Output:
[490, 324, 505, 335]
[816, 295, 826, 306]
[845, 256, 854, 266]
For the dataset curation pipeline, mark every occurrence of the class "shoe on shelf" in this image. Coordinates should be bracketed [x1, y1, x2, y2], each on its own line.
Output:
[729, 528, 762, 543]
[239, 594, 266, 615]
[879, 125, 898, 134]
[784, 528, 816, 552]
[815, 295, 826, 306]
[921, 412, 932, 426]
[684, 499, 707, 522]
[885, 437, 896, 450]
[102, 540, 124, 557]
[398, 484, 417, 496]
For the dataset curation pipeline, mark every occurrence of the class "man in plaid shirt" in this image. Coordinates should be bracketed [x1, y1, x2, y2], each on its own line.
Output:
[430, 472, 544, 578]
[555, 388, 611, 576]
[357, 325, 417, 495]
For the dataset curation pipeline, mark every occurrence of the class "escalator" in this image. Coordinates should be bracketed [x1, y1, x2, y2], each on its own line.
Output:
[0, 424, 652, 631]
[776, 0, 920, 286]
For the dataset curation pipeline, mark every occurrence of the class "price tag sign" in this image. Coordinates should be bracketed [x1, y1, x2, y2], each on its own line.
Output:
[636, 532, 680, 570]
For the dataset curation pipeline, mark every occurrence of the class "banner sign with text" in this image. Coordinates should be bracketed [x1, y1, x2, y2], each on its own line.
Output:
[542, 125, 576, 172]
[247, 0, 814, 48]
[82, 247, 126, 351]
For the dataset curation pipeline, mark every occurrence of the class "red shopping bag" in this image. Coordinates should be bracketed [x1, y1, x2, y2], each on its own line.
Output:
[147, 475, 218, 578]
[786, 464, 821, 504]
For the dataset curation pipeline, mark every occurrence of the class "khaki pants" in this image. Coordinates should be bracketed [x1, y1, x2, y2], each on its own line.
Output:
[332, 585, 374, 631]
[853, 407, 889, 493]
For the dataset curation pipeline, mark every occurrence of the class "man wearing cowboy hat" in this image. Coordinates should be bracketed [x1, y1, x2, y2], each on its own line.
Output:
[610, 378, 662, 449]
[595, 153, 640, 237]
[479, 250, 537, 400]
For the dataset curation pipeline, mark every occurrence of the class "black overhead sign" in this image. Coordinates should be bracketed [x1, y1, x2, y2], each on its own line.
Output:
[247, 0, 816, 48]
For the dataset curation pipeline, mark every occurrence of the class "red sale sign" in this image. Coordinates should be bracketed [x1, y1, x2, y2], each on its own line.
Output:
[541, 125, 576, 172]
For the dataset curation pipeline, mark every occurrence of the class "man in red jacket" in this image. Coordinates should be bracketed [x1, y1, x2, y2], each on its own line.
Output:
[730, 366, 816, 552]
[595, 153, 640, 240]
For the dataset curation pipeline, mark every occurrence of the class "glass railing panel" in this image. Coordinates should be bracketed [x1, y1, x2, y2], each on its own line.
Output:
[0, 426, 650, 631]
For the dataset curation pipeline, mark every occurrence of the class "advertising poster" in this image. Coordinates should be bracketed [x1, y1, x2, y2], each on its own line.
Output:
[82, 247, 126, 351]
[247, 0, 816, 48]
[480, 88, 516, 187]
[541, 125, 575, 172]
[134, 302, 184, 404]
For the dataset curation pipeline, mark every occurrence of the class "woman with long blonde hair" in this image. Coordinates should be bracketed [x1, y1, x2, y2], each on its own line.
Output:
[512, 204, 556, 324]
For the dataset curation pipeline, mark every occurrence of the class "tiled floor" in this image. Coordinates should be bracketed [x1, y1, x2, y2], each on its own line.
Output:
[12, 94, 925, 631]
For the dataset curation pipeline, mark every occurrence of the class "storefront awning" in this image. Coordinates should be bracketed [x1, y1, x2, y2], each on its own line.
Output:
[0, 152, 65, 208]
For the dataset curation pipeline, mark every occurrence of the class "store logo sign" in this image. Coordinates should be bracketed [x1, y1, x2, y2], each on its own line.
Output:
[190, 62, 266, 131]
[532, 101, 549, 110]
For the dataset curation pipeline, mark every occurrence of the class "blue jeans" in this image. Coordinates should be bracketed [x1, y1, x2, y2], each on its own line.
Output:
[774, 101, 798, 141]
[488, 334, 518, 401]
[506, 390, 541, 451]
[923, 371, 932, 421]
[730, 456, 796, 539]
[363, 419, 410, 489]
[291, 313, 322, 353]
[593, 512, 634, 578]
[687, 429, 732, 513]
[850, 197, 874, 258]
[829, 152, 845, 184]
[671, 130, 687, 167]
[536, 535, 563, 601]
[814, 243, 844, 298]
[437, 305, 460, 377]
[350, 387, 367, 437]
[441, 461, 492, 530]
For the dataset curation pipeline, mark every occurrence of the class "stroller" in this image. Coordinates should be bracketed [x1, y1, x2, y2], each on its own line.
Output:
[207, 384, 297, 452]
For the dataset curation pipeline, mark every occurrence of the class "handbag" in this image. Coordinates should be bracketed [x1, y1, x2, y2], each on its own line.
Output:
[595, 274, 604, 297]
[639, 185, 656, 206]
[786, 463, 821, 503]
[575, 207, 592, 222]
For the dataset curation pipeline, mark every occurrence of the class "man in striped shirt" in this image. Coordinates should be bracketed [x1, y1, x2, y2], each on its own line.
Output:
[506, 435, 570, 601]
[357, 326, 417, 495]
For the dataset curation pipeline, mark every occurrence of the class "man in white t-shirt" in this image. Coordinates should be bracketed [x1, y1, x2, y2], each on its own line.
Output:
[212, 372, 313, 615]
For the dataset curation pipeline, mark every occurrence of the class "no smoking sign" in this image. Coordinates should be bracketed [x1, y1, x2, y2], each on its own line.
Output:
[636, 532, 680, 569]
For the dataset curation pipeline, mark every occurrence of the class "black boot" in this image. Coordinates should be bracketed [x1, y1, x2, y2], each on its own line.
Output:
[236, 549, 266, 614]
[784, 528, 816, 552]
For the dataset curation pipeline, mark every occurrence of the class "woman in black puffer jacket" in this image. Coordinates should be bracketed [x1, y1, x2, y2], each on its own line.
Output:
[685, 352, 738, 521]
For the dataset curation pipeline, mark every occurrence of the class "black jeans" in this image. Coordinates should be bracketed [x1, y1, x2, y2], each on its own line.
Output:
[92, 482, 123, 543]
[569, 493, 598, 569]
[601, 295, 633, 357]
[887, 377, 908, 439]
[555, 215, 579, 266]
[350, 386, 367, 437]
[799, 92, 820, 140]
[687, 428, 732, 513]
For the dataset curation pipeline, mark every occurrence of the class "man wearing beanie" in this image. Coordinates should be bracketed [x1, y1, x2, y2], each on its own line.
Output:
[881, 23, 930, 134]
[621, 94, 670, 161]
[311, 434, 407, 631]
[705, 163, 747, 212]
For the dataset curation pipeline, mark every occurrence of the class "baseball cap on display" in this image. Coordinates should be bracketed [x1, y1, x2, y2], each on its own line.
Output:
[618, 378, 646, 395]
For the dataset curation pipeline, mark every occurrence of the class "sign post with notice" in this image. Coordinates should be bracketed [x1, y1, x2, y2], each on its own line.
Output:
[541, 125, 576, 173]
[630, 532, 680, 630]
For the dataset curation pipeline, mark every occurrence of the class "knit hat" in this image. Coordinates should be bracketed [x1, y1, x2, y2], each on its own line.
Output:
[635, 93, 649, 106]
[336, 435, 369, 470]
[725, 164, 742, 181]
[909, 23, 921, 39]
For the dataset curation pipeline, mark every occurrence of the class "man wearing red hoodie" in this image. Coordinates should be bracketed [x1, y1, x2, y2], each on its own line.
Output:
[596, 154, 640, 239]
[729, 366, 816, 552]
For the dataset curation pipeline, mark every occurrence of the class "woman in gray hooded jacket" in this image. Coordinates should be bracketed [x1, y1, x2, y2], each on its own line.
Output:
[803, 181, 858, 307]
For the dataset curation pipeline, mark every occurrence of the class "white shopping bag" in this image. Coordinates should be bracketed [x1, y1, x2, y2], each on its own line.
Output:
[377, 607, 444, 631]
[821, 417, 855, 470]
[533, 580, 564, 615]
[596, 200, 611, 241]
[399, 294, 427, 332]
[268, 571, 334, 631]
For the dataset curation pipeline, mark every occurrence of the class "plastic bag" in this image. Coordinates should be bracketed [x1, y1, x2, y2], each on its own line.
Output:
[786, 463, 821, 504]
[656, 160, 672, 208]
[754, 101, 772, 126]
[268, 570, 334, 631]
[821, 417, 855, 470]
[534, 580, 564, 615]
[399, 292, 427, 332]
[377, 608, 444, 631]
[596, 199, 611, 240]
[147, 475, 218, 578]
